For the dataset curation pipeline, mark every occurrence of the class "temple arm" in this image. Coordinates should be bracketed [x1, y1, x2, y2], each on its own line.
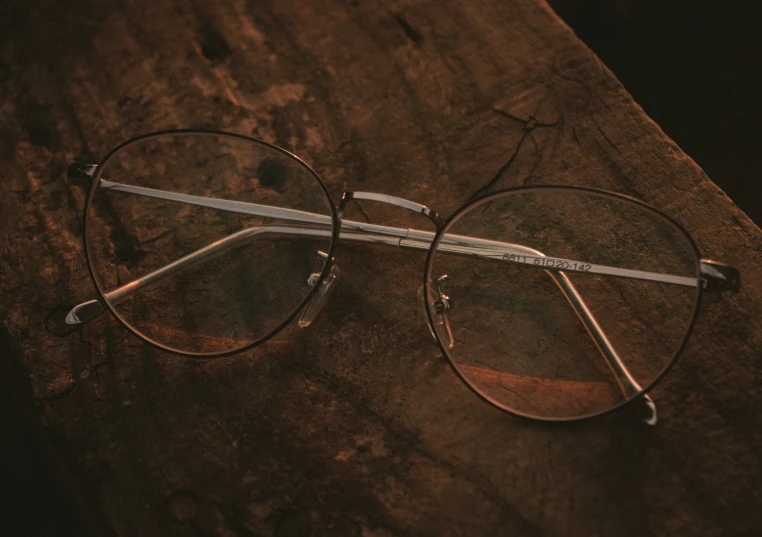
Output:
[95, 180, 719, 287]
[66, 219, 657, 420]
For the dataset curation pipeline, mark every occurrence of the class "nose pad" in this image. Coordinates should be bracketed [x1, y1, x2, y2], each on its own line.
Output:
[417, 274, 454, 349]
[297, 251, 340, 328]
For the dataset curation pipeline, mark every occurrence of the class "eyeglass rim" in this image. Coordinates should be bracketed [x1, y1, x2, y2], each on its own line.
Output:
[422, 185, 704, 423]
[82, 129, 341, 359]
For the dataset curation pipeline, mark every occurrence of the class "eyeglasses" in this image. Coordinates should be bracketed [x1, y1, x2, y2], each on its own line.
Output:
[64, 130, 739, 425]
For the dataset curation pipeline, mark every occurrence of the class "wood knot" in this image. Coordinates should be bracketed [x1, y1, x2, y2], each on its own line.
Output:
[199, 25, 230, 62]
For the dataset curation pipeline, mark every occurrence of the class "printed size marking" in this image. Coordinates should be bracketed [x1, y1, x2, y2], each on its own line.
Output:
[533, 257, 592, 271]
[502, 253, 591, 272]
[500, 252, 698, 287]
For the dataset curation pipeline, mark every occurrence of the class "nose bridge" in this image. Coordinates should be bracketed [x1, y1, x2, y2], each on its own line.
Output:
[338, 191, 442, 228]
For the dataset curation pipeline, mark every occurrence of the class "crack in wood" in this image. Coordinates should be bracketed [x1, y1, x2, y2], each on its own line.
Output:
[468, 105, 561, 199]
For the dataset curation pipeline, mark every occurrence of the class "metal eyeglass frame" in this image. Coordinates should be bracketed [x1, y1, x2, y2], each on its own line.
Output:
[64, 130, 740, 425]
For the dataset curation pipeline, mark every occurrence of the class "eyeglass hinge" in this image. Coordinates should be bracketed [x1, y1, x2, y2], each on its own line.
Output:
[699, 259, 740, 293]
[67, 163, 99, 190]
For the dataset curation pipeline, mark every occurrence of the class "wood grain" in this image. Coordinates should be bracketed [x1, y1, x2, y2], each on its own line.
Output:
[1, 0, 760, 535]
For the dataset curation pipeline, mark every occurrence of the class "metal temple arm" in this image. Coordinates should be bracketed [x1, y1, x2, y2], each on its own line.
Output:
[95, 180, 707, 286]
[65, 219, 656, 421]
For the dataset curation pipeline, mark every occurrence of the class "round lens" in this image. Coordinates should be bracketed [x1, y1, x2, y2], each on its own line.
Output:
[85, 132, 336, 355]
[425, 187, 700, 420]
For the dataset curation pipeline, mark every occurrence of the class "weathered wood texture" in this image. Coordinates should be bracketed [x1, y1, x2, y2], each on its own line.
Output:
[1, 0, 761, 535]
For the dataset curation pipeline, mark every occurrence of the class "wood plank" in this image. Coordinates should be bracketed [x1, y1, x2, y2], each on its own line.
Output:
[1, 0, 760, 535]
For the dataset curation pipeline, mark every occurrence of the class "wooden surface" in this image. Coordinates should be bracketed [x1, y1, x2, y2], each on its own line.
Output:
[1, 0, 761, 535]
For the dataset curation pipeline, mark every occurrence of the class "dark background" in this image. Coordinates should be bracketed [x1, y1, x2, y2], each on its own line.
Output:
[549, 0, 762, 226]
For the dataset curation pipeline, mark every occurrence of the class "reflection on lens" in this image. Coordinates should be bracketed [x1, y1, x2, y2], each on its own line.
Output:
[426, 187, 700, 420]
[85, 132, 335, 355]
